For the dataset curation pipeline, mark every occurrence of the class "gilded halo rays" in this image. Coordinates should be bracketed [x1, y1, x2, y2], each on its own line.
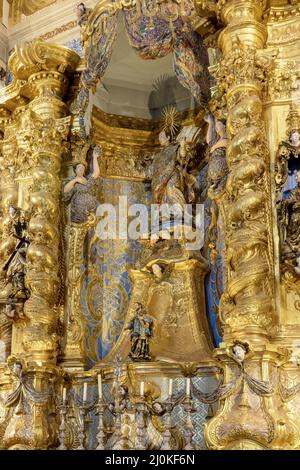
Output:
[161, 105, 180, 139]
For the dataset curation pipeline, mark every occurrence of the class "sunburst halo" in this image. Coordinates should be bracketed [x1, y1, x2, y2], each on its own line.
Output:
[161, 105, 180, 138]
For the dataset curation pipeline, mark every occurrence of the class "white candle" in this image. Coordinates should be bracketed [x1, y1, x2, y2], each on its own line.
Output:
[168, 379, 173, 398]
[98, 374, 103, 400]
[62, 387, 67, 404]
[140, 381, 145, 397]
[83, 382, 88, 403]
[186, 378, 191, 397]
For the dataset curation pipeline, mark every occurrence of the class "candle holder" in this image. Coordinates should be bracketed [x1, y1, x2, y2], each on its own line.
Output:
[182, 397, 196, 450]
[76, 403, 89, 450]
[110, 399, 123, 450]
[134, 398, 148, 450]
[110, 355, 123, 450]
[160, 400, 174, 451]
[96, 398, 106, 450]
[57, 401, 68, 450]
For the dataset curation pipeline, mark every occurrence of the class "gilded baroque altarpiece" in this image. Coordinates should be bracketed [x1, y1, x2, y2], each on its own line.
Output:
[0, 0, 300, 451]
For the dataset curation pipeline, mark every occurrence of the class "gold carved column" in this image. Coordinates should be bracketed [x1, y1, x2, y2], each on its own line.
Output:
[203, 0, 289, 450]
[6, 43, 80, 366]
[0, 42, 79, 449]
[216, 0, 275, 343]
[0, 110, 19, 362]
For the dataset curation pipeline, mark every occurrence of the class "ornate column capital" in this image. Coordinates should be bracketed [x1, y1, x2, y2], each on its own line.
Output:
[8, 41, 79, 82]
[217, 0, 268, 54]
[0, 41, 80, 116]
[217, 0, 267, 23]
[16, 108, 71, 161]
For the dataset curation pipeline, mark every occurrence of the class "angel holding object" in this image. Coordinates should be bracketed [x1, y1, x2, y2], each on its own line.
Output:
[63, 145, 101, 224]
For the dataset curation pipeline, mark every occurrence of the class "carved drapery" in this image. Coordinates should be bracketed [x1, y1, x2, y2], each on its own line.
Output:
[77, 0, 211, 116]
[204, 344, 291, 450]
[123, 3, 210, 104]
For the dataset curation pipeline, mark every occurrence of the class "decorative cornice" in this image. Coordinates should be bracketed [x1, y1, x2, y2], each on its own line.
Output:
[92, 104, 158, 154]
[38, 21, 77, 42]
[93, 105, 160, 133]
[7, 0, 96, 50]
[93, 105, 159, 182]
[265, 4, 300, 23]
[8, 0, 57, 25]
[267, 14, 300, 46]
[8, 40, 80, 80]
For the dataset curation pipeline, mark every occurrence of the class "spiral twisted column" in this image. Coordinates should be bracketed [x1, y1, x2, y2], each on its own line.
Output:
[0, 41, 80, 449]
[215, 0, 275, 343]
[8, 42, 80, 366]
[201, 0, 292, 450]
[0, 112, 19, 360]
[0, 111, 19, 290]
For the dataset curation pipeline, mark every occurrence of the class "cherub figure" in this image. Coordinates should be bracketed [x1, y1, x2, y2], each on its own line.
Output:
[232, 342, 248, 366]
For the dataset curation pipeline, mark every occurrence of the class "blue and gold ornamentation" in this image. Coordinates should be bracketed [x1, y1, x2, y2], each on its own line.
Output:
[80, 178, 151, 366]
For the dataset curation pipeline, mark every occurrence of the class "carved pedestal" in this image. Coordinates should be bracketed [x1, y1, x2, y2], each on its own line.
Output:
[102, 238, 214, 365]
